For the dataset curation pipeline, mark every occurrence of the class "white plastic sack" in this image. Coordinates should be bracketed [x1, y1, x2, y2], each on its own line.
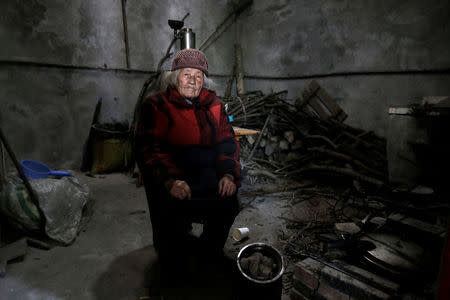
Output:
[31, 176, 90, 244]
[0, 175, 90, 245]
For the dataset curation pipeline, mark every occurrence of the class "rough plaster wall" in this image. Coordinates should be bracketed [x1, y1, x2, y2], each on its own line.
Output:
[1, 0, 449, 169]
[126, 0, 236, 74]
[244, 74, 450, 134]
[239, 0, 450, 76]
[238, 0, 450, 136]
[0, 0, 125, 68]
[0, 0, 131, 170]
[0, 0, 236, 169]
[0, 65, 146, 169]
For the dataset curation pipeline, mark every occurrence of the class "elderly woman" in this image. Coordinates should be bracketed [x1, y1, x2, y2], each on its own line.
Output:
[134, 49, 241, 263]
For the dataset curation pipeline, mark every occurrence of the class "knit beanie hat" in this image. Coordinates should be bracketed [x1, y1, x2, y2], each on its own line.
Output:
[171, 49, 209, 76]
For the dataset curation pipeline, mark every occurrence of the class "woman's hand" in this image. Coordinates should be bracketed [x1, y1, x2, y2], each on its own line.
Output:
[169, 180, 192, 200]
[218, 174, 236, 197]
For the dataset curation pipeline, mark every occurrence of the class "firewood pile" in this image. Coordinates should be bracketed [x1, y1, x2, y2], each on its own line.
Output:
[223, 81, 448, 300]
[223, 82, 389, 190]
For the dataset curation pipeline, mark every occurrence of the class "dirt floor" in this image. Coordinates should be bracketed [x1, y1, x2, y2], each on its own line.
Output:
[0, 171, 290, 300]
[1, 169, 445, 299]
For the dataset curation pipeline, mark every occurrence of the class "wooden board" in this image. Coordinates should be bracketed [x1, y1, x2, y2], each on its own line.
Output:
[298, 80, 347, 122]
[233, 126, 261, 140]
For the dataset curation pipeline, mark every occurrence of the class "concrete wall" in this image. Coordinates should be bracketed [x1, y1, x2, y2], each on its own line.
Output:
[238, 0, 450, 136]
[1, 0, 449, 169]
[0, 0, 236, 169]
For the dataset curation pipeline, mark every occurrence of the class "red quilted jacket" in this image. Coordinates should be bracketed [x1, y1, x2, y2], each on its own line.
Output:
[134, 86, 241, 197]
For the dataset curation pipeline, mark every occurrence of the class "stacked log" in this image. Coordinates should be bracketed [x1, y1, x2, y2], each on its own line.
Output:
[223, 90, 388, 189]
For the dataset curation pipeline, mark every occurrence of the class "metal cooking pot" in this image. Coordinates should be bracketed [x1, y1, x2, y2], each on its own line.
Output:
[237, 242, 285, 284]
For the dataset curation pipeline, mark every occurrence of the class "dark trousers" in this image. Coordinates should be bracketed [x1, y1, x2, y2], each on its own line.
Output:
[143, 179, 239, 256]
[143, 179, 239, 290]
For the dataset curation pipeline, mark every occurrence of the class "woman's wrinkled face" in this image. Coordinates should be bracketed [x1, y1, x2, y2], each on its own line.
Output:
[177, 68, 204, 99]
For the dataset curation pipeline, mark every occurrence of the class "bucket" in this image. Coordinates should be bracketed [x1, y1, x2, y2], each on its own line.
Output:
[91, 123, 130, 140]
[90, 124, 132, 174]
[20, 160, 71, 179]
[236, 242, 285, 300]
